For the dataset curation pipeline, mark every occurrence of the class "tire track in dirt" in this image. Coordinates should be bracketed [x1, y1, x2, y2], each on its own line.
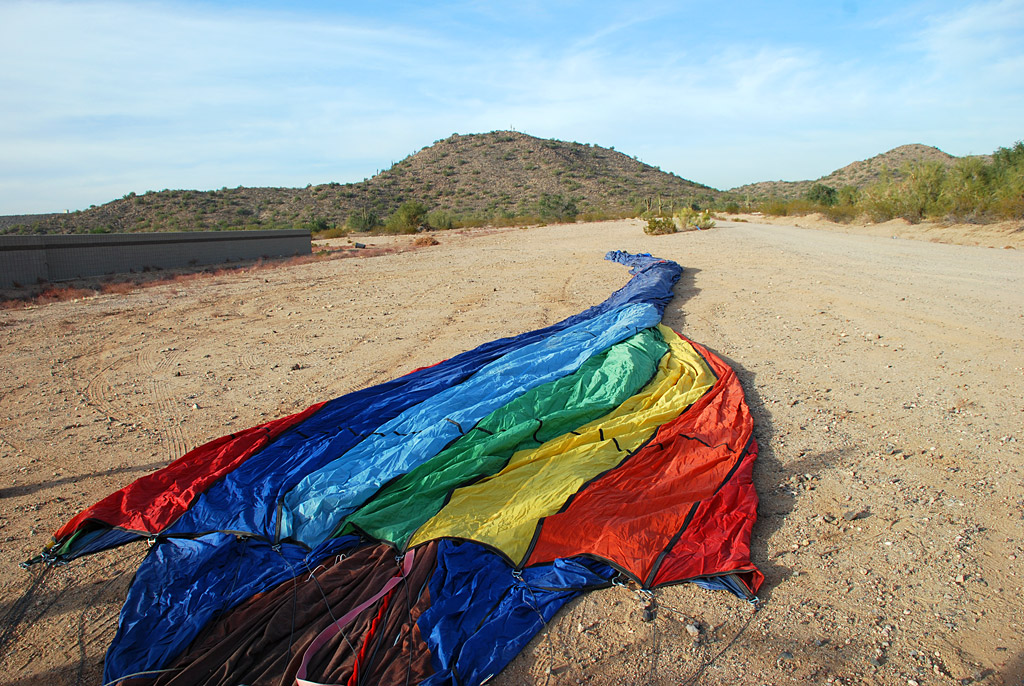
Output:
[84, 355, 129, 422]
[136, 345, 192, 462]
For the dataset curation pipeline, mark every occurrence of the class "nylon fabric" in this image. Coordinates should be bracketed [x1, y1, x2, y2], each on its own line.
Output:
[340, 327, 667, 548]
[104, 533, 359, 684]
[120, 543, 438, 686]
[408, 325, 715, 565]
[280, 301, 663, 547]
[417, 540, 614, 686]
[650, 440, 763, 590]
[526, 337, 756, 584]
[51, 403, 325, 557]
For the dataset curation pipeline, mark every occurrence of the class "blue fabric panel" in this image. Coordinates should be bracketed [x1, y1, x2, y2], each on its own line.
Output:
[103, 534, 358, 684]
[164, 253, 681, 542]
[688, 573, 753, 599]
[418, 540, 615, 686]
[279, 302, 662, 547]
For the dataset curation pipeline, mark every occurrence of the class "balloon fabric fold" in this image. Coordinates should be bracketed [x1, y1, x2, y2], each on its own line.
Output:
[32, 251, 762, 686]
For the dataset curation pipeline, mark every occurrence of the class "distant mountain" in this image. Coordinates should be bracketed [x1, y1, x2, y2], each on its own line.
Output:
[727, 144, 962, 200]
[1, 132, 716, 235]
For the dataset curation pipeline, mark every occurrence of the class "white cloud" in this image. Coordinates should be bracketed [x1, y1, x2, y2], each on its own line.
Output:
[912, 0, 1024, 78]
[1, 0, 1022, 212]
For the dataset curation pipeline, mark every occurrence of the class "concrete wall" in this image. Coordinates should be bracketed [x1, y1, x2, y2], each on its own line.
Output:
[0, 230, 311, 287]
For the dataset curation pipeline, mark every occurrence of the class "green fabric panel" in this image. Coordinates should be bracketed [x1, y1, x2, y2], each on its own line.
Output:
[340, 327, 667, 548]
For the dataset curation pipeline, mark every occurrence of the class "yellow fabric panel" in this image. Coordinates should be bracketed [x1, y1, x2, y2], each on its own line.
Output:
[408, 325, 716, 564]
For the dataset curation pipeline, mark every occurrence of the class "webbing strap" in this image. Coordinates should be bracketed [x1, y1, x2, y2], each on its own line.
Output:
[295, 549, 417, 686]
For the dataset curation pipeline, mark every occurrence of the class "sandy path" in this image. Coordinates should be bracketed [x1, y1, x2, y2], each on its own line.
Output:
[0, 219, 1021, 685]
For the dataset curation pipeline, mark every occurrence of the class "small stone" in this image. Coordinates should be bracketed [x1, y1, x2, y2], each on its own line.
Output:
[779, 650, 794, 661]
[843, 509, 869, 521]
[686, 623, 700, 638]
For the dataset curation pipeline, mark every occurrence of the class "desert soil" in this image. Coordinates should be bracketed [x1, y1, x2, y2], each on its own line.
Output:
[0, 218, 1022, 686]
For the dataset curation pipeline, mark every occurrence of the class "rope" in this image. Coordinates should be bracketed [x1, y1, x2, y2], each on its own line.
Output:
[296, 551, 416, 686]
[99, 667, 183, 686]
[678, 605, 759, 686]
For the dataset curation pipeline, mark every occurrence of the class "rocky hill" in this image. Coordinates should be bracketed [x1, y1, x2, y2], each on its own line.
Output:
[1, 132, 716, 235]
[728, 144, 960, 200]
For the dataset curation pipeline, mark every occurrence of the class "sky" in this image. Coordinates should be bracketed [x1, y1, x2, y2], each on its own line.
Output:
[1, 0, 1022, 215]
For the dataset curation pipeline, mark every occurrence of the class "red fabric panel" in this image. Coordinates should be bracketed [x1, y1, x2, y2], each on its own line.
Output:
[525, 337, 757, 587]
[651, 440, 763, 591]
[53, 402, 326, 540]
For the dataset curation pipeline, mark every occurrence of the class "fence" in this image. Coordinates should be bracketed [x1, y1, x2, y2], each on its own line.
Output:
[0, 230, 311, 287]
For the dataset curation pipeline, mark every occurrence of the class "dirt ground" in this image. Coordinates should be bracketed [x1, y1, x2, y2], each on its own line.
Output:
[1, 218, 1022, 686]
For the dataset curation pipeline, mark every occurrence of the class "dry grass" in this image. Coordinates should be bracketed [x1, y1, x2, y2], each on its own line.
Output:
[412, 235, 440, 247]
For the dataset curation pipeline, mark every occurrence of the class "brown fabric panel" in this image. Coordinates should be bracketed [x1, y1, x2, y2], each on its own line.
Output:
[136, 542, 436, 686]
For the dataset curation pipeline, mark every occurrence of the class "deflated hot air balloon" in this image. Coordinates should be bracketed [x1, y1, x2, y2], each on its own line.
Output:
[27, 251, 761, 686]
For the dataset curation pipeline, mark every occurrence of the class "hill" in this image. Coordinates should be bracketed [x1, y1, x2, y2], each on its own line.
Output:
[728, 144, 960, 200]
[1, 132, 716, 235]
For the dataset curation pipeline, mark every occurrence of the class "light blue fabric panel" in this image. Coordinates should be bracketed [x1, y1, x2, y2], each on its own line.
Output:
[279, 301, 662, 547]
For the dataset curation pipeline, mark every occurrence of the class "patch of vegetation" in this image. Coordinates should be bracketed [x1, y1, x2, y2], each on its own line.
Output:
[383, 200, 429, 234]
[644, 217, 676, 235]
[805, 183, 838, 206]
[674, 208, 715, 230]
[345, 209, 380, 232]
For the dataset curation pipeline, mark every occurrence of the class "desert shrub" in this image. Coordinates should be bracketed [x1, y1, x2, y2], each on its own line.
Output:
[345, 209, 380, 232]
[990, 141, 1024, 218]
[314, 226, 348, 239]
[644, 217, 676, 235]
[805, 183, 838, 206]
[412, 235, 439, 247]
[303, 217, 332, 233]
[722, 202, 741, 214]
[940, 157, 991, 222]
[837, 185, 860, 206]
[760, 199, 792, 216]
[858, 179, 903, 222]
[822, 204, 859, 223]
[425, 209, 456, 230]
[673, 207, 715, 230]
[536, 193, 578, 222]
[384, 201, 429, 234]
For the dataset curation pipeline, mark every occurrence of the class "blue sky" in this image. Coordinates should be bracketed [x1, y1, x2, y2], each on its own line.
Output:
[1, 0, 1022, 214]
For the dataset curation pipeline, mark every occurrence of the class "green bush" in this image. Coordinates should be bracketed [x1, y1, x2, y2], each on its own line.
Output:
[761, 199, 792, 216]
[837, 185, 860, 206]
[304, 217, 331, 232]
[673, 207, 715, 230]
[644, 217, 676, 235]
[425, 209, 456, 230]
[805, 183, 838, 206]
[314, 226, 349, 239]
[822, 204, 859, 223]
[536, 193, 578, 222]
[345, 209, 380, 232]
[384, 201, 429, 234]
